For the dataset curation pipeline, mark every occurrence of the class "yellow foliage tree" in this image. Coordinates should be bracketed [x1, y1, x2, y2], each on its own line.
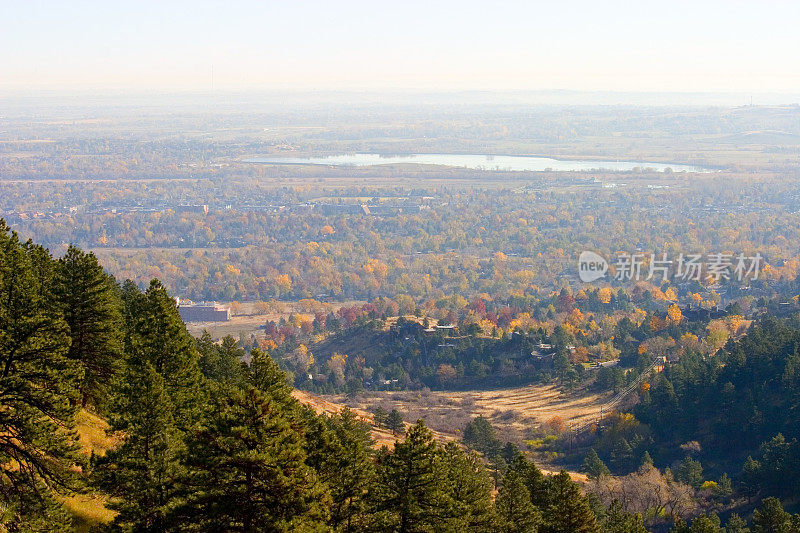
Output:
[667, 304, 683, 324]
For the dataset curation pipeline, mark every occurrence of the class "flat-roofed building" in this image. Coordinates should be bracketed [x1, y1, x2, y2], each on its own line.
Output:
[177, 300, 230, 322]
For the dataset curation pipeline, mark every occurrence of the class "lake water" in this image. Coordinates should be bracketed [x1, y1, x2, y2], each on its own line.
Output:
[244, 153, 705, 173]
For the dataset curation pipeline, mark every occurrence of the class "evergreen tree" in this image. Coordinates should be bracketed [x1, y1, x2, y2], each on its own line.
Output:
[386, 408, 405, 435]
[640, 451, 654, 469]
[23, 241, 57, 306]
[540, 471, 599, 533]
[495, 466, 541, 533]
[715, 473, 733, 497]
[249, 347, 293, 406]
[600, 500, 646, 533]
[97, 363, 183, 531]
[98, 278, 206, 529]
[582, 449, 610, 479]
[305, 408, 376, 532]
[126, 279, 205, 429]
[54, 244, 123, 408]
[0, 222, 81, 521]
[463, 416, 502, 458]
[170, 386, 329, 532]
[370, 420, 449, 532]
[672, 514, 723, 533]
[501, 442, 522, 464]
[440, 442, 495, 531]
[196, 333, 247, 387]
[741, 456, 762, 502]
[725, 514, 750, 533]
[675, 456, 704, 489]
[506, 455, 548, 509]
[371, 405, 388, 428]
[609, 437, 634, 472]
[752, 497, 791, 533]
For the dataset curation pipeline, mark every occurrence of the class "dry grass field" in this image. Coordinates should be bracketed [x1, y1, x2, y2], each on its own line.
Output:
[292, 386, 592, 481]
[323, 384, 611, 446]
[62, 410, 120, 531]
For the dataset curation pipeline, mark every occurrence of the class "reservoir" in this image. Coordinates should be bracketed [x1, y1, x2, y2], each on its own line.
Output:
[244, 153, 705, 172]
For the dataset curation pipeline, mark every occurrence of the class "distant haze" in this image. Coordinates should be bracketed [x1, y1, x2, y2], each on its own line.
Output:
[2, 0, 800, 97]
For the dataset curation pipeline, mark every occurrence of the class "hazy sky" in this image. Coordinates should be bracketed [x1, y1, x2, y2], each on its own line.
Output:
[2, 0, 800, 93]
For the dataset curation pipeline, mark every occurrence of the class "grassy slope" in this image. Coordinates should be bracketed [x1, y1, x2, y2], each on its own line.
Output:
[61, 410, 119, 531]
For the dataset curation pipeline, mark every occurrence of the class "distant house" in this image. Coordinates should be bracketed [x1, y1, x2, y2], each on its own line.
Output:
[177, 300, 231, 322]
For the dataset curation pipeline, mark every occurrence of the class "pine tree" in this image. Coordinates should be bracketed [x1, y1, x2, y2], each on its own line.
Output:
[304, 407, 376, 532]
[386, 408, 405, 435]
[715, 473, 733, 498]
[463, 416, 502, 458]
[508, 456, 548, 510]
[609, 437, 634, 472]
[752, 497, 790, 533]
[725, 514, 749, 533]
[370, 420, 449, 532]
[197, 333, 247, 387]
[675, 456, 704, 489]
[599, 499, 646, 533]
[96, 362, 183, 531]
[98, 278, 206, 529]
[501, 442, 522, 464]
[371, 405, 388, 428]
[541, 471, 599, 533]
[440, 442, 495, 531]
[495, 467, 541, 533]
[126, 279, 205, 429]
[640, 451, 654, 470]
[0, 222, 81, 520]
[23, 241, 57, 305]
[170, 386, 329, 532]
[582, 449, 610, 479]
[249, 347, 294, 406]
[671, 513, 724, 533]
[741, 456, 762, 502]
[54, 245, 123, 408]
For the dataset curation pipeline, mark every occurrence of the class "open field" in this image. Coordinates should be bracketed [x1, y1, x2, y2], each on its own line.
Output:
[325, 384, 611, 445]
